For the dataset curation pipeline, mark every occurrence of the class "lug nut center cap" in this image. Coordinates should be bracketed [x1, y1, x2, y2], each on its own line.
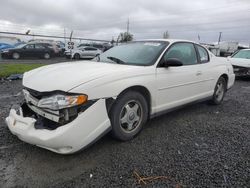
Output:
[129, 112, 135, 120]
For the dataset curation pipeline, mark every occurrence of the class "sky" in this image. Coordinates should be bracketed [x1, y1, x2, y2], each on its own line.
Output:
[0, 0, 249, 44]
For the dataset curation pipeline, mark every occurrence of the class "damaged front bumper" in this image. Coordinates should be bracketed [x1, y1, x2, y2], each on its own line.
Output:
[5, 99, 111, 154]
[233, 66, 250, 77]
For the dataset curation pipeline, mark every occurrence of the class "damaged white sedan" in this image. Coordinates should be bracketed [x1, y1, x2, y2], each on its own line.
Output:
[6, 39, 235, 154]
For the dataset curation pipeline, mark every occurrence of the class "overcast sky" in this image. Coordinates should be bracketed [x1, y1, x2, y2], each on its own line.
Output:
[0, 0, 250, 44]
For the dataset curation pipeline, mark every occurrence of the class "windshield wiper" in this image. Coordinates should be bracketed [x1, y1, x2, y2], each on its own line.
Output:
[107, 56, 126, 64]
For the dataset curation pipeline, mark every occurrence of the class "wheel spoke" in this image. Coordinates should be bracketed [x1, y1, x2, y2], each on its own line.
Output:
[133, 115, 140, 123]
[120, 112, 128, 124]
[132, 103, 139, 113]
[127, 122, 133, 131]
[217, 84, 223, 92]
[125, 104, 132, 113]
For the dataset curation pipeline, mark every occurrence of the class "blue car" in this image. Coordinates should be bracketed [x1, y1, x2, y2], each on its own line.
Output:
[0, 43, 14, 51]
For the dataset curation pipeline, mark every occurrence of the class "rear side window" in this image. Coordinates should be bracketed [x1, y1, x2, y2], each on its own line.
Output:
[25, 44, 35, 49]
[35, 44, 46, 49]
[196, 45, 209, 63]
[85, 47, 97, 51]
[163, 42, 198, 65]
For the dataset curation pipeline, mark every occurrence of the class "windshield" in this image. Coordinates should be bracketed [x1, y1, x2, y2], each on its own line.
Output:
[16, 44, 26, 48]
[96, 41, 169, 66]
[232, 50, 250, 59]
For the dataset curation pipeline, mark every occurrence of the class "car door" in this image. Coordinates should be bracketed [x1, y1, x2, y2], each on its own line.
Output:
[82, 47, 92, 57]
[155, 42, 206, 113]
[88, 47, 98, 57]
[34, 44, 46, 57]
[194, 44, 214, 93]
[22, 44, 35, 57]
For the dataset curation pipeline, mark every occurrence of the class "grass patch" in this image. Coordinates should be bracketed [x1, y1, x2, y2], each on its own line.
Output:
[0, 63, 47, 77]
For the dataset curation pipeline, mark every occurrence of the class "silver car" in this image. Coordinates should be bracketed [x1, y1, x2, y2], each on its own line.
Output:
[65, 46, 102, 59]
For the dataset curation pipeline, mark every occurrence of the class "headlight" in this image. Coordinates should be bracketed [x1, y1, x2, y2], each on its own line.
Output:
[37, 94, 88, 110]
[2, 50, 9, 53]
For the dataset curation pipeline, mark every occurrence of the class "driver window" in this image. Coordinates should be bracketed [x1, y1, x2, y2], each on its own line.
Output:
[25, 44, 35, 49]
[163, 43, 198, 65]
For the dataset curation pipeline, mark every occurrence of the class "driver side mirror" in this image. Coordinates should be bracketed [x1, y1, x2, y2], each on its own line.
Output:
[162, 58, 183, 67]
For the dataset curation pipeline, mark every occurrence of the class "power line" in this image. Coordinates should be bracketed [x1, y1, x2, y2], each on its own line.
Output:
[0, 31, 110, 42]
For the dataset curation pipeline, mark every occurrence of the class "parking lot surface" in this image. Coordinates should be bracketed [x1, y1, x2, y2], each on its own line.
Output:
[0, 79, 249, 187]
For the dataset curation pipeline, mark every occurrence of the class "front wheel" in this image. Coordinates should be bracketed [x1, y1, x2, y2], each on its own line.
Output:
[44, 53, 51, 59]
[74, 53, 80, 59]
[12, 52, 20, 59]
[210, 77, 227, 105]
[110, 91, 148, 141]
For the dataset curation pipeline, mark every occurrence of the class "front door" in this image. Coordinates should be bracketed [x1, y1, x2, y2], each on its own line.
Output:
[155, 42, 204, 113]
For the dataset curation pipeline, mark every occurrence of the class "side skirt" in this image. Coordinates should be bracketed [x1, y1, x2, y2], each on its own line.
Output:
[150, 96, 213, 119]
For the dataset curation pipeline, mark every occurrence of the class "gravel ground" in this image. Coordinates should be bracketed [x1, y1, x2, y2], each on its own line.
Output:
[0, 79, 249, 188]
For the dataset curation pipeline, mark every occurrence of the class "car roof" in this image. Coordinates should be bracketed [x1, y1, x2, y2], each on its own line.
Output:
[28, 42, 51, 45]
[239, 49, 250, 51]
[136, 39, 196, 44]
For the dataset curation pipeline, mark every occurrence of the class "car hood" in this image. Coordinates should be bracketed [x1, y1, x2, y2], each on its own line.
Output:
[229, 58, 250, 68]
[23, 61, 137, 92]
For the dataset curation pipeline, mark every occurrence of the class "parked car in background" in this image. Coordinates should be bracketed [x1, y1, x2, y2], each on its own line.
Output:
[228, 49, 250, 77]
[5, 39, 235, 154]
[65, 46, 102, 59]
[0, 43, 14, 51]
[78, 43, 105, 52]
[219, 41, 239, 57]
[1, 43, 55, 59]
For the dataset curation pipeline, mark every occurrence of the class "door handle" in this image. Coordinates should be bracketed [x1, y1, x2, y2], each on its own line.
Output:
[196, 71, 202, 76]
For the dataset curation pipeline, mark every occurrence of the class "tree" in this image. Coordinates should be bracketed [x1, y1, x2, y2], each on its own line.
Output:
[118, 32, 133, 43]
[163, 31, 170, 39]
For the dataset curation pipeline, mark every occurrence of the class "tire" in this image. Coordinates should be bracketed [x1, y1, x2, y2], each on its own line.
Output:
[210, 77, 227, 105]
[44, 53, 50, 59]
[74, 53, 80, 59]
[12, 52, 20, 59]
[110, 91, 148, 141]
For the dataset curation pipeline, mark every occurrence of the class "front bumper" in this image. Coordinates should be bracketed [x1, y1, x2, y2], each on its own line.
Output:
[233, 66, 250, 77]
[5, 99, 111, 154]
[1, 52, 11, 58]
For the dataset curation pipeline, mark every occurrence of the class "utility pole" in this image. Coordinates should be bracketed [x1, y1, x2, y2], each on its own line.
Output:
[125, 18, 130, 42]
[218, 32, 222, 44]
[64, 28, 66, 44]
[127, 18, 130, 33]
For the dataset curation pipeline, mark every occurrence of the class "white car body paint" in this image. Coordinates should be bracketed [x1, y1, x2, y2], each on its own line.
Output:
[228, 58, 250, 68]
[6, 39, 235, 154]
[227, 49, 250, 76]
[65, 46, 102, 59]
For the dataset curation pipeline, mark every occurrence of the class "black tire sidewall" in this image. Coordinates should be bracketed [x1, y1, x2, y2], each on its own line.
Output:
[74, 53, 80, 59]
[110, 91, 148, 141]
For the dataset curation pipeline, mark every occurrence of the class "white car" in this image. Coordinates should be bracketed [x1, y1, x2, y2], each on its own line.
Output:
[65, 46, 102, 59]
[227, 49, 250, 77]
[6, 39, 235, 154]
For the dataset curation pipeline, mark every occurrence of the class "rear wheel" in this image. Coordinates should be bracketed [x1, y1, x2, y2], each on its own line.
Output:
[210, 77, 227, 105]
[12, 52, 20, 59]
[110, 91, 148, 141]
[44, 53, 50, 59]
[74, 53, 80, 59]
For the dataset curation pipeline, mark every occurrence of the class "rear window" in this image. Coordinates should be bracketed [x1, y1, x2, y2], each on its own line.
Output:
[196, 45, 209, 63]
